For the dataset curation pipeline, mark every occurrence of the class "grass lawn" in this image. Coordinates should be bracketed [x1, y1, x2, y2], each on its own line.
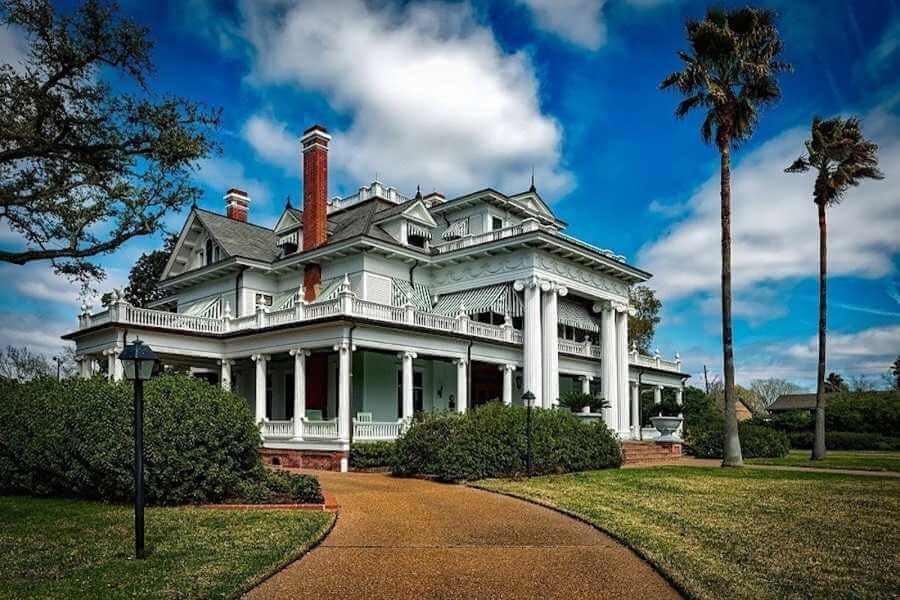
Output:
[0, 496, 333, 599]
[747, 449, 900, 472]
[478, 467, 900, 600]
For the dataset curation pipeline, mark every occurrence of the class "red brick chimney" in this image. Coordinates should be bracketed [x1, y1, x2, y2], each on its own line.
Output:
[300, 124, 331, 301]
[224, 188, 250, 221]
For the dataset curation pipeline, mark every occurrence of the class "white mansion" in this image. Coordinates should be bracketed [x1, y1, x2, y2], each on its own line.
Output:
[65, 125, 687, 471]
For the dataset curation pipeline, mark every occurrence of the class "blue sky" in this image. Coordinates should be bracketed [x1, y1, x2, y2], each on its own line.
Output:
[1, 0, 898, 388]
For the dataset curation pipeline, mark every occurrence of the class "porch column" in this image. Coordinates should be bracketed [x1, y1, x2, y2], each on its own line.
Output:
[334, 341, 353, 442]
[76, 355, 92, 378]
[399, 351, 417, 419]
[219, 359, 233, 392]
[579, 375, 592, 395]
[500, 364, 515, 405]
[600, 304, 618, 428]
[514, 277, 542, 407]
[630, 381, 640, 439]
[455, 358, 467, 413]
[251, 354, 269, 425]
[675, 386, 684, 437]
[654, 385, 663, 416]
[540, 282, 566, 408]
[615, 304, 630, 436]
[290, 349, 308, 439]
[106, 346, 123, 382]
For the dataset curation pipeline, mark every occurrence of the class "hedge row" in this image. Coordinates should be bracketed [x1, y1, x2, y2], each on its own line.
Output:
[787, 431, 900, 452]
[350, 441, 396, 470]
[392, 402, 622, 481]
[0, 376, 322, 505]
[686, 421, 790, 459]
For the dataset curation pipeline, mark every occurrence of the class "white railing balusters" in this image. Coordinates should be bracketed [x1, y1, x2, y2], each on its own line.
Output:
[352, 419, 404, 441]
[302, 418, 339, 440]
[262, 420, 293, 438]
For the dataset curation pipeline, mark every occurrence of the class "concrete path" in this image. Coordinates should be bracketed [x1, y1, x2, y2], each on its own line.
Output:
[626, 457, 900, 478]
[247, 471, 680, 600]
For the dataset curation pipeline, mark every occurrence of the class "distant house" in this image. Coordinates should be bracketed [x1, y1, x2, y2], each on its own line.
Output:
[769, 393, 831, 413]
[735, 397, 755, 421]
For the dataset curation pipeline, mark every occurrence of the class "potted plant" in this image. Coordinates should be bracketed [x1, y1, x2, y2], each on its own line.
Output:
[558, 391, 609, 414]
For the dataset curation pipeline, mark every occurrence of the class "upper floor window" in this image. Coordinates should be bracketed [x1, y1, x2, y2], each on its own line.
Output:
[255, 293, 273, 308]
[204, 238, 216, 266]
[491, 216, 504, 231]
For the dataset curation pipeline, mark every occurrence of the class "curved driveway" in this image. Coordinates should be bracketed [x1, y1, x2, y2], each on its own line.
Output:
[247, 471, 679, 599]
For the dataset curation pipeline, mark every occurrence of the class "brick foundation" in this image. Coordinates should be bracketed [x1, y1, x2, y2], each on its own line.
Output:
[260, 448, 347, 471]
[620, 441, 682, 465]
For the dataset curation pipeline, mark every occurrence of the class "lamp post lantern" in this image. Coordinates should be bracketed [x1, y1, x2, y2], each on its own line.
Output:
[522, 391, 535, 477]
[118, 339, 158, 560]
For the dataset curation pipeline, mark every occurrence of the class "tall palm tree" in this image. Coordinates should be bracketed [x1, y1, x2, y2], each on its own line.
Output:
[661, 7, 790, 467]
[786, 116, 883, 460]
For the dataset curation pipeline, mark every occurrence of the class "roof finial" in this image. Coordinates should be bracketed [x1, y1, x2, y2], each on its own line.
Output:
[414, 185, 422, 200]
[285, 195, 293, 209]
[529, 166, 536, 192]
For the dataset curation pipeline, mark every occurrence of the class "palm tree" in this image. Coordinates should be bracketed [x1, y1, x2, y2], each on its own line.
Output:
[786, 116, 883, 460]
[661, 7, 790, 467]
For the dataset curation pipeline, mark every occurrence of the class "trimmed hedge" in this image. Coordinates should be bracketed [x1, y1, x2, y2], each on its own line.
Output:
[686, 422, 789, 459]
[787, 431, 900, 452]
[350, 441, 396, 470]
[0, 375, 322, 505]
[392, 402, 622, 481]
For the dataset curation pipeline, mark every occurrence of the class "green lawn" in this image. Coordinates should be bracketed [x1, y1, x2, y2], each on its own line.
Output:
[478, 467, 900, 600]
[0, 496, 333, 599]
[747, 449, 900, 472]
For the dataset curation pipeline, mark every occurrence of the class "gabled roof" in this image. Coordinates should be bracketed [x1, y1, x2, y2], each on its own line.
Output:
[508, 189, 556, 222]
[194, 209, 279, 262]
[275, 206, 302, 232]
[769, 393, 830, 411]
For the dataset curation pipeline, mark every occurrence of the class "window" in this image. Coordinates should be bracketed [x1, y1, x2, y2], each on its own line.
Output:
[396, 369, 424, 415]
[205, 238, 214, 266]
[255, 293, 273, 308]
[491, 216, 504, 231]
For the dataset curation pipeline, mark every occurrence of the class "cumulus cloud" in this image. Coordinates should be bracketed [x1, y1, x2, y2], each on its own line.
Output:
[517, 0, 606, 50]
[240, 0, 572, 199]
[0, 262, 127, 308]
[195, 157, 271, 206]
[783, 324, 900, 377]
[0, 311, 74, 357]
[638, 105, 900, 301]
[241, 115, 298, 174]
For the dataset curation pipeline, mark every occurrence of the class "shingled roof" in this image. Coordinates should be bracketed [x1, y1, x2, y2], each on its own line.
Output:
[194, 209, 279, 263]
[769, 393, 831, 412]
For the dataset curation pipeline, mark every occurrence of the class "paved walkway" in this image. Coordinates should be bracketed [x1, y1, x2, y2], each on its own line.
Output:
[246, 471, 680, 599]
[625, 457, 900, 478]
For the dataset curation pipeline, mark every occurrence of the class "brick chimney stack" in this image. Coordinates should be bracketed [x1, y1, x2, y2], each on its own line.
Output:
[224, 188, 250, 222]
[300, 124, 331, 301]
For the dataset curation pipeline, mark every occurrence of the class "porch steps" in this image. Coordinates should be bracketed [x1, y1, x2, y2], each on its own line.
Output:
[620, 441, 682, 465]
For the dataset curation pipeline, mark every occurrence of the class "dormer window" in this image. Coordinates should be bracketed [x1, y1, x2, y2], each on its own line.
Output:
[205, 238, 214, 265]
[407, 223, 431, 249]
[491, 216, 503, 231]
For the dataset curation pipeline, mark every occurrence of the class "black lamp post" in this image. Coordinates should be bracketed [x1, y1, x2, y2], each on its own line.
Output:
[118, 339, 158, 560]
[522, 391, 535, 477]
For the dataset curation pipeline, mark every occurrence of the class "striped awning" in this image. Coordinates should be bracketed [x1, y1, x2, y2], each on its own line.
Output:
[442, 217, 469, 240]
[558, 298, 600, 332]
[392, 279, 433, 311]
[433, 283, 523, 317]
[408, 223, 432, 240]
[274, 287, 300, 310]
[311, 278, 343, 303]
[183, 296, 221, 318]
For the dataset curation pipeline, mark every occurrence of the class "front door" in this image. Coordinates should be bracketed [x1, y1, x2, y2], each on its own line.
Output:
[471, 361, 503, 408]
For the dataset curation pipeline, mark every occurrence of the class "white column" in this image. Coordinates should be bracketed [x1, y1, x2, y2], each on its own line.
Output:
[455, 358, 467, 413]
[675, 386, 684, 438]
[600, 304, 618, 428]
[541, 283, 566, 408]
[630, 381, 640, 439]
[580, 375, 592, 395]
[500, 364, 515, 405]
[106, 346, 123, 382]
[615, 306, 630, 436]
[219, 359, 233, 392]
[251, 354, 268, 425]
[290, 349, 308, 439]
[654, 385, 663, 415]
[76, 355, 92, 378]
[515, 277, 542, 407]
[399, 351, 417, 419]
[334, 341, 353, 443]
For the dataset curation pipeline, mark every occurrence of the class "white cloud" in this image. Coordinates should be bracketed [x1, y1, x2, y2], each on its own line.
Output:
[784, 324, 900, 376]
[241, 115, 297, 174]
[517, 0, 606, 50]
[0, 311, 73, 357]
[638, 106, 900, 301]
[0, 262, 127, 308]
[240, 0, 572, 199]
[195, 157, 271, 206]
[0, 23, 27, 72]
[866, 19, 900, 77]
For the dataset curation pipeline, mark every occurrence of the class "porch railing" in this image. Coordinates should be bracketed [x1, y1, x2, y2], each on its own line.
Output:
[262, 419, 293, 439]
[353, 419, 404, 441]
[302, 418, 339, 440]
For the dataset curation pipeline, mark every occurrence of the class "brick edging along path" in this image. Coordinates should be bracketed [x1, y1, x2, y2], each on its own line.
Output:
[245, 471, 681, 599]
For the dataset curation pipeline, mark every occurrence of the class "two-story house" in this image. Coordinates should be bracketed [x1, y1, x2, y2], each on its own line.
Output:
[64, 124, 687, 471]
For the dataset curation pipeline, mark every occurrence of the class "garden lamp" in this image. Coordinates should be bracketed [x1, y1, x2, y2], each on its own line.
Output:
[118, 339, 158, 560]
[522, 391, 535, 477]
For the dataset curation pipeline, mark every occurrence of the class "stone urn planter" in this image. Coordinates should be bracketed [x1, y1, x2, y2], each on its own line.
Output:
[650, 416, 683, 443]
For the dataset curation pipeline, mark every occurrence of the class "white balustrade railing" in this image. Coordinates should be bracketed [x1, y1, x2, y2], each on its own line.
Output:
[558, 339, 591, 356]
[124, 305, 224, 334]
[431, 223, 526, 254]
[262, 419, 293, 438]
[353, 419, 404, 441]
[631, 353, 681, 371]
[305, 298, 341, 320]
[413, 311, 459, 331]
[353, 298, 405, 322]
[302, 418, 339, 440]
[463, 320, 508, 341]
[265, 307, 296, 327]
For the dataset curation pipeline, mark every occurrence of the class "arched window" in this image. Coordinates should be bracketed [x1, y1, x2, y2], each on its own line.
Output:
[205, 238, 214, 266]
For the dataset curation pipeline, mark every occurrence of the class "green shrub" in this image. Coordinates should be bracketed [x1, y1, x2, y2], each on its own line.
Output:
[233, 469, 323, 504]
[350, 441, 396, 469]
[826, 392, 900, 436]
[558, 391, 609, 413]
[392, 403, 622, 481]
[686, 421, 789, 459]
[787, 431, 900, 451]
[0, 375, 322, 505]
